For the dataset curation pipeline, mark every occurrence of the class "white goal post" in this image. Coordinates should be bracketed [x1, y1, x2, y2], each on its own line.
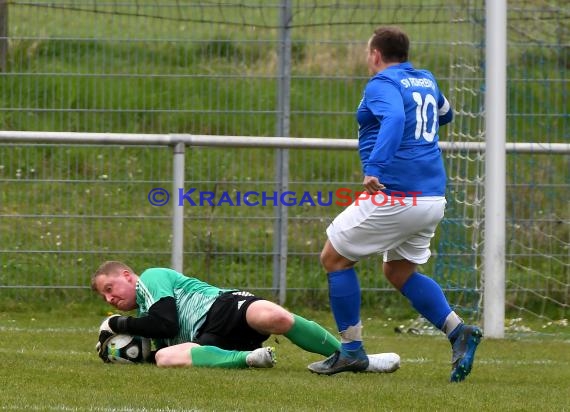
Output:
[485, 0, 507, 338]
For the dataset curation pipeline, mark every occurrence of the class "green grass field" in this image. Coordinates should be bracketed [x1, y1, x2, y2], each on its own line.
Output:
[0, 5, 568, 409]
[1, 307, 569, 412]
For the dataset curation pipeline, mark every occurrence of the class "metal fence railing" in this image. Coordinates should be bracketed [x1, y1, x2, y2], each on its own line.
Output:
[0, 1, 568, 326]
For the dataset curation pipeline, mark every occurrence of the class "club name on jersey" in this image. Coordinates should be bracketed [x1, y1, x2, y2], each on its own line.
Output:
[400, 77, 435, 90]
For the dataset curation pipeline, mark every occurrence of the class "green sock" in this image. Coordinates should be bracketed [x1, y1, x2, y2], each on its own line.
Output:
[284, 314, 341, 356]
[190, 346, 248, 369]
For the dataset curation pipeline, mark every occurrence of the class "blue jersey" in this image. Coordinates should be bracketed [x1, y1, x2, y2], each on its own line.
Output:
[357, 62, 453, 196]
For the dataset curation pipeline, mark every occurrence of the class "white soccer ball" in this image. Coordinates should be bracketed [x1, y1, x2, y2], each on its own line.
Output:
[104, 334, 152, 364]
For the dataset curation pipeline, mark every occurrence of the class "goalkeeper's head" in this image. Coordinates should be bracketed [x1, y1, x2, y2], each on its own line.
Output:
[91, 261, 139, 311]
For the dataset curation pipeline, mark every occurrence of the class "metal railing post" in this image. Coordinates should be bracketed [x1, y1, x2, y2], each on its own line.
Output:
[273, 0, 292, 305]
[171, 141, 185, 272]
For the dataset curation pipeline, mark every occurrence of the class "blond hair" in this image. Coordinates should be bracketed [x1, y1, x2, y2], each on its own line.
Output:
[90, 260, 135, 291]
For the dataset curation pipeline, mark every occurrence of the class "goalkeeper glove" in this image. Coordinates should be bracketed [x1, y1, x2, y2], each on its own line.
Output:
[95, 314, 121, 361]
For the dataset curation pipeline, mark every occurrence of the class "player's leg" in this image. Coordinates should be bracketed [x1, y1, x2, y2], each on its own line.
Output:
[386, 260, 482, 381]
[384, 259, 462, 335]
[384, 197, 482, 382]
[154, 342, 275, 369]
[244, 299, 294, 334]
[306, 242, 369, 374]
[245, 300, 340, 356]
[383, 197, 462, 337]
[308, 198, 391, 375]
[155, 342, 198, 367]
[246, 299, 400, 373]
[323, 241, 367, 356]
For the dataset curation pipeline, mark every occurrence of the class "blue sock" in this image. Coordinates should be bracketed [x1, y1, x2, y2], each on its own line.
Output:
[328, 268, 362, 351]
[400, 272, 452, 330]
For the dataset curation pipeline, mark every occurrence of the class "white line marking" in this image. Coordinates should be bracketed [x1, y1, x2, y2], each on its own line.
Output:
[1, 405, 201, 412]
[0, 326, 95, 333]
[402, 357, 567, 365]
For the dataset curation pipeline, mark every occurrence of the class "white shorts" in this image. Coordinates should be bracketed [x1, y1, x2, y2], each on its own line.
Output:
[326, 193, 446, 264]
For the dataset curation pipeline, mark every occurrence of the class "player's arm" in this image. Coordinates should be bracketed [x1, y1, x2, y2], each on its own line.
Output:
[109, 297, 179, 339]
[363, 79, 405, 180]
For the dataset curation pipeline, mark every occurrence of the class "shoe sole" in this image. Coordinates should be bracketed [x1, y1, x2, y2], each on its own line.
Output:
[308, 358, 369, 376]
[308, 363, 368, 376]
[450, 328, 483, 382]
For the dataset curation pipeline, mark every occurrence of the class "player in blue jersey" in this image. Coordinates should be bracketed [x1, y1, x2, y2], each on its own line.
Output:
[91, 260, 400, 372]
[307, 26, 482, 381]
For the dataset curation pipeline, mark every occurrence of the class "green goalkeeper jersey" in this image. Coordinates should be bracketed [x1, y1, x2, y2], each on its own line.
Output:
[135, 267, 235, 346]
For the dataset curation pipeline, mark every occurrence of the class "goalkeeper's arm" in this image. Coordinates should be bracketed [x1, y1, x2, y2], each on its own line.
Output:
[109, 297, 179, 339]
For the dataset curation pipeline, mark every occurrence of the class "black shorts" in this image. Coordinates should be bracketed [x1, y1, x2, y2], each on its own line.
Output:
[193, 291, 270, 351]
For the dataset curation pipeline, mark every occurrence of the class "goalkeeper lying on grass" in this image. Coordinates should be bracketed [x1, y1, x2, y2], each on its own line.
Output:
[91, 260, 400, 371]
